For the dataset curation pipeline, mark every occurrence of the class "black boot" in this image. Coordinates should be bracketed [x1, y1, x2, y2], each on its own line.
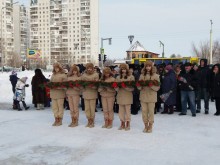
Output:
[13, 100, 18, 110]
[214, 110, 220, 116]
[168, 106, 174, 114]
[22, 101, 29, 110]
[161, 105, 169, 114]
[17, 103, 22, 111]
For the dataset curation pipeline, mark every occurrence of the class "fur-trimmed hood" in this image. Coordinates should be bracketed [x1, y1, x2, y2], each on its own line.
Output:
[103, 67, 112, 75]
[119, 64, 131, 76]
[141, 61, 157, 75]
[200, 58, 208, 67]
[68, 64, 80, 77]
[53, 62, 65, 74]
[86, 63, 94, 70]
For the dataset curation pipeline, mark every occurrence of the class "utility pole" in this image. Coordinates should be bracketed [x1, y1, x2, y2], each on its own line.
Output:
[210, 20, 213, 64]
[100, 38, 112, 69]
[159, 41, 165, 58]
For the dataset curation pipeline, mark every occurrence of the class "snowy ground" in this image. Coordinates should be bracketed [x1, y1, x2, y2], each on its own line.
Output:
[0, 71, 220, 165]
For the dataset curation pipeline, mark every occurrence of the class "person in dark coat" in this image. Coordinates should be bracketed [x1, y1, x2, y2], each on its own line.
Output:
[9, 70, 19, 109]
[161, 65, 177, 114]
[196, 59, 211, 114]
[10, 70, 19, 93]
[130, 66, 140, 115]
[174, 64, 182, 112]
[95, 66, 102, 111]
[31, 69, 47, 110]
[192, 63, 200, 111]
[113, 66, 120, 113]
[178, 63, 198, 117]
[155, 64, 165, 113]
[210, 64, 220, 116]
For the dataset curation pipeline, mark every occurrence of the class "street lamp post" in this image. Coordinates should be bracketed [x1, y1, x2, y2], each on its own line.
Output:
[159, 41, 165, 58]
[210, 20, 213, 64]
[1, 1, 19, 73]
[128, 35, 134, 60]
[100, 38, 112, 69]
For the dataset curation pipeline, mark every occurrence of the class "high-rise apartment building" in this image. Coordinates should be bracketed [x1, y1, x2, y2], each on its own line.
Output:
[0, 0, 15, 66]
[13, 4, 28, 62]
[29, 0, 99, 68]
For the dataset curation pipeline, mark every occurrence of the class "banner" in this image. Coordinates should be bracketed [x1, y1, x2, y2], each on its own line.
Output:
[27, 49, 42, 59]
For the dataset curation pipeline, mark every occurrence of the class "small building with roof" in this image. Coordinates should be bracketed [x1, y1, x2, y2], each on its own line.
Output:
[126, 41, 159, 59]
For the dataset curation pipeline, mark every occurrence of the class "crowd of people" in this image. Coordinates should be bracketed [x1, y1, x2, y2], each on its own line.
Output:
[9, 58, 220, 133]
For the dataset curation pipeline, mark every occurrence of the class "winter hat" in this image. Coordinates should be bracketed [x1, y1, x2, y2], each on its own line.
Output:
[53, 62, 62, 68]
[144, 60, 153, 67]
[71, 64, 79, 72]
[86, 63, 94, 69]
[119, 63, 129, 70]
[53, 62, 64, 73]
[103, 67, 112, 75]
[20, 77, 28, 83]
[165, 65, 173, 71]
[11, 70, 17, 75]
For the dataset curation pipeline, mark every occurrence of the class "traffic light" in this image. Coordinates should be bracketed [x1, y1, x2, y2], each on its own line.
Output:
[103, 54, 107, 63]
[98, 54, 101, 61]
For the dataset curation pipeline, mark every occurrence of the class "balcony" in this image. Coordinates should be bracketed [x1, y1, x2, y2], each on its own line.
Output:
[50, 31, 60, 35]
[62, 43, 68, 48]
[51, 48, 62, 52]
[51, 14, 61, 18]
[21, 33, 27, 36]
[81, 20, 90, 25]
[51, 44, 62, 48]
[32, 43, 38, 48]
[62, 34, 68, 39]
[62, 17, 68, 22]
[51, 22, 62, 27]
[30, 36, 38, 39]
[31, 24, 38, 28]
[30, 11, 38, 15]
[31, 40, 39, 44]
[50, 5, 61, 11]
[31, 32, 38, 36]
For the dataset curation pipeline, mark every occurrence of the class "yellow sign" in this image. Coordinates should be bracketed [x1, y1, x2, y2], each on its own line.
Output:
[27, 49, 42, 59]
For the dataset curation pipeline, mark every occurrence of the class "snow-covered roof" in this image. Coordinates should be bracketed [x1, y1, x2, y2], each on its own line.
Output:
[114, 60, 127, 64]
[127, 41, 146, 52]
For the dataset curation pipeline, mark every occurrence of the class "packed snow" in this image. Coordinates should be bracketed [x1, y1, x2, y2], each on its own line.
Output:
[0, 70, 220, 165]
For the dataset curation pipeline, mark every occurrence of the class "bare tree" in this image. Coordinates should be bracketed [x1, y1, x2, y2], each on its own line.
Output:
[192, 41, 209, 59]
[7, 52, 22, 68]
[212, 41, 220, 63]
[192, 40, 220, 63]
[170, 54, 176, 58]
[176, 54, 182, 58]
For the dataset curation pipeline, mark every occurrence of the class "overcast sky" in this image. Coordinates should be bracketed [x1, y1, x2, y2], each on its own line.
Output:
[19, 0, 220, 59]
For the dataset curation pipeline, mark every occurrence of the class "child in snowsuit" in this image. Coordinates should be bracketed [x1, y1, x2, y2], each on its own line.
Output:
[14, 77, 30, 111]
